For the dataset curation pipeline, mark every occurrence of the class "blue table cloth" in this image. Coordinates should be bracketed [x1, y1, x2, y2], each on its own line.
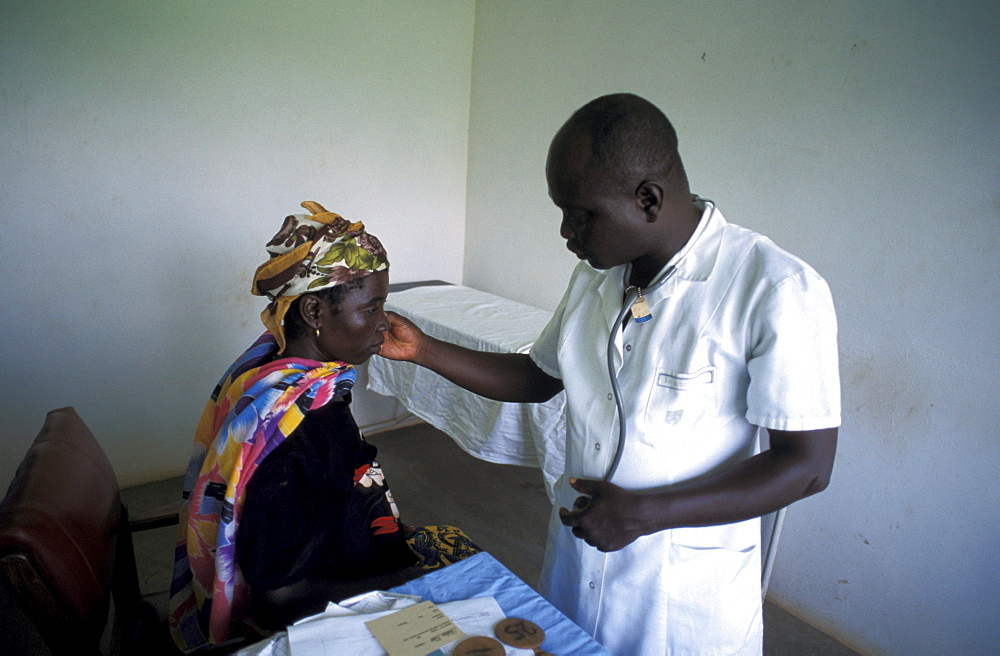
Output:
[391, 552, 609, 655]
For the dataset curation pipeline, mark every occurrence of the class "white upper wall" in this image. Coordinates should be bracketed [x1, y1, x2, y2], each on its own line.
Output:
[464, 1, 998, 654]
[0, 1, 474, 485]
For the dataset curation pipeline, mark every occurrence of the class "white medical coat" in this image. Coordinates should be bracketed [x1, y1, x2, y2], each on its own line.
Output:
[529, 201, 841, 655]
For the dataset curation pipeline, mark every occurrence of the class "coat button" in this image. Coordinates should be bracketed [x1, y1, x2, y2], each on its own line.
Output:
[589, 581, 596, 589]
[595, 443, 601, 451]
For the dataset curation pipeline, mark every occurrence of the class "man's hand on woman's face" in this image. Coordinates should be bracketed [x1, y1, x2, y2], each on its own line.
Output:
[377, 311, 426, 362]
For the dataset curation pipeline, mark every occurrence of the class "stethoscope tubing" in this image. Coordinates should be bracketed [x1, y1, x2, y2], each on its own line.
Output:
[604, 267, 675, 481]
[602, 196, 714, 482]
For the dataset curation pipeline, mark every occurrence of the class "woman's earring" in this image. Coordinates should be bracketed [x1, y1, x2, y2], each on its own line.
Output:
[314, 327, 321, 338]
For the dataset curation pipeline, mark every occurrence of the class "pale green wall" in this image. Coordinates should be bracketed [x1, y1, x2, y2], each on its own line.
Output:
[0, 1, 474, 484]
[464, 1, 999, 654]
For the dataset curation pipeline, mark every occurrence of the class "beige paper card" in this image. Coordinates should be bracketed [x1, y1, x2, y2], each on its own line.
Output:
[365, 600, 465, 656]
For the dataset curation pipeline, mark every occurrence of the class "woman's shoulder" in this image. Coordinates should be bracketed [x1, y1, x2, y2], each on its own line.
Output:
[298, 394, 358, 440]
[289, 395, 373, 465]
[246, 395, 366, 503]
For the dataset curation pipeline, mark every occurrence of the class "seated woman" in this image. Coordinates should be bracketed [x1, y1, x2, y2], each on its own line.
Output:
[168, 202, 479, 652]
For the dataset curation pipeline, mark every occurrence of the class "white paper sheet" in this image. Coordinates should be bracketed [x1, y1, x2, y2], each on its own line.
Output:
[296, 591, 424, 621]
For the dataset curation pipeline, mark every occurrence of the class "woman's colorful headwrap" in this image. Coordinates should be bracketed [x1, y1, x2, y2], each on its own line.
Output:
[251, 201, 389, 352]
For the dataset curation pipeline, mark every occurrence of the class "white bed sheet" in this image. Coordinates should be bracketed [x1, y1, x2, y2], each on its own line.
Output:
[367, 285, 566, 500]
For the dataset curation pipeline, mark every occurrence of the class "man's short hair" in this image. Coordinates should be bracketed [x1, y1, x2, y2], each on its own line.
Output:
[568, 93, 686, 189]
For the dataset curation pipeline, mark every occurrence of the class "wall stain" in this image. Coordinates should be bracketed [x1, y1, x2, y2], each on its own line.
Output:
[769, 52, 792, 70]
[834, 578, 851, 601]
[841, 345, 933, 453]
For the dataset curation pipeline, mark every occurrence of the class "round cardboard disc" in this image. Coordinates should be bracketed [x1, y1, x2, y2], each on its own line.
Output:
[453, 635, 505, 656]
[494, 617, 545, 649]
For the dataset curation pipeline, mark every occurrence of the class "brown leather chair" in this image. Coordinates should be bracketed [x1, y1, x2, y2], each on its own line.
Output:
[0, 407, 177, 655]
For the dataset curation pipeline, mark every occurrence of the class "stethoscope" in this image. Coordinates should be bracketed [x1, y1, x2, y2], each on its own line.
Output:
[603, 196, 715, 481]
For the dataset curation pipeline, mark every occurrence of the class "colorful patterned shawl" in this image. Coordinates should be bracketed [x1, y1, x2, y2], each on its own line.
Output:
[168, 332, 356, 651]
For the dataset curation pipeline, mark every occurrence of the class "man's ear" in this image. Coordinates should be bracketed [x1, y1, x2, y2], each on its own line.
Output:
[297, 294, 322, 330]
[635, 180, 664, 220]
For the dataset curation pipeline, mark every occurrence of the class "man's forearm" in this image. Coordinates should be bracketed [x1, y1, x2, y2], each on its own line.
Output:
[412, 336, 562, 403]
[560, 427, 837, 552]
[637, 429, 837, 533]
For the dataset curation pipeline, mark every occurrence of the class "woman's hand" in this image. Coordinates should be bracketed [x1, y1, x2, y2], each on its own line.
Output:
[378, 311, 428, 363]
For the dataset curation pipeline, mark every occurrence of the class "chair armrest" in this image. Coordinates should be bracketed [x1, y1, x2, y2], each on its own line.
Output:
[127, 500, 181, 533]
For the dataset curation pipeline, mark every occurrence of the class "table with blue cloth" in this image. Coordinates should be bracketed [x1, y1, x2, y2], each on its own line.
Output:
[236, 551, 608, 655]
[391, 552, 609, 655]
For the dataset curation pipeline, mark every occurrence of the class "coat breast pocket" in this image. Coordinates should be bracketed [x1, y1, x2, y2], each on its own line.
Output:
[643, 366, 717, 432]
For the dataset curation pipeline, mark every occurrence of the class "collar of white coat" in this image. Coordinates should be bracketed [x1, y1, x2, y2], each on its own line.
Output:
[664, 197, 724, 283]
[617, 198, 724, 295]
[594, 199, 725, 327]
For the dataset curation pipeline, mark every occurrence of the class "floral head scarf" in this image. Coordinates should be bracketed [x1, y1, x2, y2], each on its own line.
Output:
[252, 201, 389, 352]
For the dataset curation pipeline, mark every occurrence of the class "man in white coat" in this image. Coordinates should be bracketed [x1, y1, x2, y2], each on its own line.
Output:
[380, 93, 841, 655]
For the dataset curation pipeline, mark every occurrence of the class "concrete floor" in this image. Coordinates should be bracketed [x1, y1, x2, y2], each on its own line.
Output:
[125, 421, 860, 655]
